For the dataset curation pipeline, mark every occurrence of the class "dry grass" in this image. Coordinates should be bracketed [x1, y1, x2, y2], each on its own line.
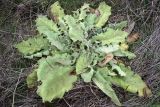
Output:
[0, 0, 160, 107]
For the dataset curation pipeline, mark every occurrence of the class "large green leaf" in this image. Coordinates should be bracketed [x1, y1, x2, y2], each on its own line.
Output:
[110, 63, 152, 97]
[50, 1, 65, 20]
[36, 16, 64, 50]
[36, 15, 59, 33]
[15, 35, 49, 55]
[95, 2, 111, 28]
[92, 28, 128, 45]
[76, 52, 92, 74]
[37, 56, 77, 102]
[92, 67, 121, 106]
[64, 15, 84, 42]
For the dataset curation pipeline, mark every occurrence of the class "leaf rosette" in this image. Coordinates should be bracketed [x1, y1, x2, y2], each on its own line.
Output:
[15, 1, 151, 106]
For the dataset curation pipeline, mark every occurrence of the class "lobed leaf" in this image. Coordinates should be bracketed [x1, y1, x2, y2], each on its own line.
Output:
[15, 35, 49, 55]
[78, 3, 90, 21]
[95, 2, 111, 28]
[36, 16, 64, 50]
[37, 56, 77, 102]
[110, 63, 152, 97]
[49, 1, 65, 20]
[93, 67, 121, 106]
[64, 15, 84, 42]
[92, 28, 128, 45]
